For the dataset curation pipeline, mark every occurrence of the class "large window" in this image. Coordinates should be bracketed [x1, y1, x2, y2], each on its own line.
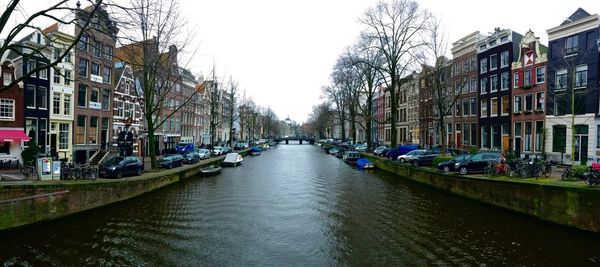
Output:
[524, 69, 531, 87]
[76, 115, 86, 144]
[0, 99, 15, 120]
[525, 93, 533, 111]
[463, 123, 470, 145]
[500, 51, 509, 67]
[79, 58, 88, 77]
[38, 63, 47, 79]
[481, 98, 487, 117]
[116, 101, 124, 117]
[575, 65, 588, 88]
[64, 94, 71, 115]
[463, 98, 469, 116]
[535, 121, 544, 152]
[514, 122, 522, 137]
[88, 116, 98, 144]
[574, 93, 586, 114]
[536, 66, 545, 83]
[91, 62, 100, 76]
[536, 92, 545, 111]
[513, 72, 519, 88]
[556, 69, 567, 89]
[480, 78, 488, 94]
[470, 97, 476, 116]
[565, 35, 578, 55]
[102, 90, 110, 110]
[514, 95, 522, 113]
[103, 45, 113, 60]
[53, 93, 61, 115]
[37, 86, 47, 109]
[78, 84, 87, 107]
[26, 85, 36, 108]
[501, 72, 509, 90]
[53, 69, 61, 84]
[65, 70, 72, 86]
[552, 125, 566, 152]
[501, 95, 509, 115]
[480, 58, 487, 73]
[524, 122, 532, 151]
[470, 78, 477, 93]
[90, 88, 99, 103]
[481, 126, 490, 149]
[59, 123, 69, 150]
[490, 75, 498, 92]
[93, 42, 101, 58]
[490, 54, 498, 70]
[78, 34, 88, 50]
[471, 123, 477, 147]
[25, 118, 37, 146]
[103, 66, 111, 84]
[27, 60, 36, 77]
[554, 94, 568, 115]
[490, 97, 498, 116]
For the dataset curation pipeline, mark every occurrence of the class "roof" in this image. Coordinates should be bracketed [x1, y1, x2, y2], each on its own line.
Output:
[561, 8, 591, 25]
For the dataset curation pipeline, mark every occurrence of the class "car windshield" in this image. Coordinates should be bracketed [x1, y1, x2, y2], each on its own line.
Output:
[106, 157, 124, 165]
[199, 149, 209, 153]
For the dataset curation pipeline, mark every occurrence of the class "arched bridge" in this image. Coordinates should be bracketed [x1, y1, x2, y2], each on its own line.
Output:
[274, 136, 315, 145]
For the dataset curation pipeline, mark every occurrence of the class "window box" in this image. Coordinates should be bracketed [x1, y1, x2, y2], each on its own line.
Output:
[523, 110, 532, 114]
[535, 109, 544, 113]
[521, 84, 533, 90]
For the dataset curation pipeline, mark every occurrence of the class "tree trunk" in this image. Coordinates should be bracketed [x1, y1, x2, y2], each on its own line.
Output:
[390, 78, 398, 147]
[146, 118, 158, 170]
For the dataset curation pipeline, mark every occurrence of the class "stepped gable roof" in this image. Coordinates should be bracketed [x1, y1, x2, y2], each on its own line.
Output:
[561, 8, 591, 25]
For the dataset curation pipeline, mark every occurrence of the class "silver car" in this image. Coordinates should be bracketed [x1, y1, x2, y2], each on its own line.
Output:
[397, 149, 427, 163]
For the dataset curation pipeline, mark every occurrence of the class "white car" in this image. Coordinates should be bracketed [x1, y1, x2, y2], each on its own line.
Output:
[397, 149, 427, 163]
[212, 146, 224, 156]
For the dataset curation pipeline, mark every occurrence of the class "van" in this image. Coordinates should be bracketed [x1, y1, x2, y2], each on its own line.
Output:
[176, 142, 195, 154]
[385, 144, 420, 160]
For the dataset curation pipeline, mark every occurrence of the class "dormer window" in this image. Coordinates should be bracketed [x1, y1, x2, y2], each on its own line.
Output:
[501, 36, 508, 42]
[36, 33, 41, 44]
[3, 73, 11, 86]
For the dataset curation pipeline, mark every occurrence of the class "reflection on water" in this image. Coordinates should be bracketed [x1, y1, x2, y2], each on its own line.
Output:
[1, 144, 600, 266]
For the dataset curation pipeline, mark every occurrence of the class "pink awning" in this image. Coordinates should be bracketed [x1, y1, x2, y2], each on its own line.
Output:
[0, 130, 31, 142]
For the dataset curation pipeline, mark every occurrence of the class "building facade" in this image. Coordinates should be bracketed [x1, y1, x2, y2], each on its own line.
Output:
[0, 60, 28, 162]
[112, 61, 143, 156]
[511, 30, 548, 158]
[546, 8, 600, 163]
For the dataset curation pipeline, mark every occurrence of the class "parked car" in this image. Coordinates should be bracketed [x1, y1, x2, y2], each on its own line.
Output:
[176, 142, 195, 154]
[183, 152, 201, 164]
[454, 152, 504, 175]
[158, 154, 184, 169]
[386, 144, 420, 160]
[409, 149, 442, 166]
[100, 156, 143, 178]
[353, 143, 367, 152]
[212, 146, 224, 156]
[222, 146, 232, 154]
[397, 149, 427, 163]
[372, 145, 389, 156]
[328, 147, 340, 155]
[437, 154, 472, 172]
[197, 149, 211, 159]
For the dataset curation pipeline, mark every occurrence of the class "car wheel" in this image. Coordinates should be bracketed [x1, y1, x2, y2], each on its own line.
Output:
[411, 160, 418, 166]
[459, 167, 468, 175]
[399, 158, 405, 163]
[116, 171, 122, 179]
[443, 166, 450, 173]
[137, 168, 142, 176]
[168, 163, 173, 169]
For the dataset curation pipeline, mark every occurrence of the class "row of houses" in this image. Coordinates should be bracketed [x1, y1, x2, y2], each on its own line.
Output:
[373, 8, 600, 164]
[0, 5, 232, 164]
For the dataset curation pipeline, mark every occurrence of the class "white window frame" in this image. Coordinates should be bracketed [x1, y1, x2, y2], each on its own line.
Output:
[501, 95, 509, 116]
[500, 72, 509, 90]
[490, 97, 498, 116]
[3, 73, 11, 86]
[480, 58, 487, 73]
[514, 95, 522, 113]
[536, 66, 545, 84]
[556, 69, 567, 90]
[536, 92, 545, 111]
[0, 98, 15, 121]
[481, 98, 487, 117]
[490, 54, 498, 71]
[500, 51, 509, 67]
[26, 85, 36, 109]
[513, 72, 519, 88]
[490, 75, 498, 92]
[574, 65, 588, 88]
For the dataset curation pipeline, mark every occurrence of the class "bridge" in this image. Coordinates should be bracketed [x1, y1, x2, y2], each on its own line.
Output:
[274, 136, 315, 145]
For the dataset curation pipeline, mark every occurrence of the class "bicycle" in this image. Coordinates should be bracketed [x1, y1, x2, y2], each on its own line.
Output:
[561, 166, 572, 180]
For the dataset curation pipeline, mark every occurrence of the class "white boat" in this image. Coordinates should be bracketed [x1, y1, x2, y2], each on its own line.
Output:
[223, 153, 243, 167]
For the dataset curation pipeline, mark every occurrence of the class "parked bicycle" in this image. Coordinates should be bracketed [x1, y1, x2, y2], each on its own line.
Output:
[560, 166, 572, 180]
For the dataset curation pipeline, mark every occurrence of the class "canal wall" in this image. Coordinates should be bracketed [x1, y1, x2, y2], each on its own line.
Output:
[0, 150, 250, 232]
[366, 155, 600, 233]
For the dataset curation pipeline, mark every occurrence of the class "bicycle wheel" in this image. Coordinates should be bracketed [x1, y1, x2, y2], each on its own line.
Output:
[484, 166, 492, 177]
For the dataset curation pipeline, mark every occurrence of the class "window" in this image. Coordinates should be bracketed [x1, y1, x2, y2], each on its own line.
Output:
[554, 94, 568, 115]
[102, 89, 110, 110]
[53, 69, 61, 84]
[91, 62, 100, 76]
[535, 121, 544, 152]
[64, 94, 71, 115]
[480, 78, 488, 94]
[552, 125, 566, 153]
[501, 72, 509, 90]
[76, 115, 86, 144]
[597, 125, 600, 148]
[64, 51, 72, 63]
[480, 58, 487, 73]
[88, 116, 98, 144]
[65, 70, 72, 86]
[26, 85, 36, 108]
[455, 100, 461, 116]
[3, 73, 11, 86]
[501, 36, 508, 42]
[90, 88, 100, 103]
[78, 34, 88, 50]
[103, 45, 113, 60]
[574, 93, 586, 114]
[524, 69, 531, 87]
[514, 95, 522, 113]
[491, 97, 498, 116]
[93, 42, 101, 58]
[536, 92, 545, 111]
[470, 78, 476, 93]
[556, 69, 567, 89]
[37, 86, 47, 109]
[500, 51, 509, 67]
[53, 93, 61, 115]
[0, 99, 15, 120]
[525, 93, 533, 111]
[470, 97, 476, 116]
[565, 35, 578, 55]
[25, 118, 37, 146]
[103, 66, 111, 84]
[78, 84, 87, 107]
[536, 66, 545, 84]
[79, 58, 88, 77]
[463, 123, 470, 145]
[59, 123, 69, 150]
[513, 72, 519, 88]
[463, 98, 469, 116]
[54, 48, 61, 61]
[471, 123, 477, 146]
[462, 81, 469, 94]
[125, 102, 134, 118]
[481, 98, 487, 117]
[575, 65, 588, 88]
[489, 40, 496, 46]
[481, 126, 490, 149]
[524, 122, 532, 151]
[116, 101, 124, 117]
[514, 122, 522, 137]
[38, 63, 47, 79]
[490, 54, 498, 70]
[490, 75, 498, 92]
[462, 60, 469, 74]
[27, 60, 36, 77]
[501, 95, 509, 115]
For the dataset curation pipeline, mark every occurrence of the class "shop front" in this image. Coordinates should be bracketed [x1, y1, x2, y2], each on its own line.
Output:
[0, 128, 31, 163]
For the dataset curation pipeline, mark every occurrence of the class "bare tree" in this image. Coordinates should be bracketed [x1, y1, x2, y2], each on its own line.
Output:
[112, 0, 198, 169]
[306, 103, 335, 139]
[0, 0, 104, 92]
[224, 76, 239, 148]
[360, 0, 431, 147]
[322, 83, 346, 140]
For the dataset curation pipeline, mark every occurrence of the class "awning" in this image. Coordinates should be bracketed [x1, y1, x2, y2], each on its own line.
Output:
[0, 130, 31, 142]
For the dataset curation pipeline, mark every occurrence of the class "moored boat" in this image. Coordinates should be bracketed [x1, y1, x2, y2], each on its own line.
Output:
[343, 151, 360, 164]
[223, 153, 243, 167]
[356, 158, 375, 170]
[200, 165, 222, 176]
[250, 146, 262, 156]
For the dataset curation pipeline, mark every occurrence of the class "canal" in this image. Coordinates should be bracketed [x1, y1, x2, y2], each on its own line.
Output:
[1, 144, 600, 266]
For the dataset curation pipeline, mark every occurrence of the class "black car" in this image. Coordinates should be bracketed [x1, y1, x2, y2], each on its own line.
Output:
[183, 152, 201, 164]
[454, 152, 504, 175]
[158, 154, 184, 169]
[437, 154, 472, 172]
[409, 150, 442, 166]
[100, 156, 143, 178]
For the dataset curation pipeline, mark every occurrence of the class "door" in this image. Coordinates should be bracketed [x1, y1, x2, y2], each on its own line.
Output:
[50, 134, 57, 158]
[101, 129, 108, 149]
[575, 136, 589, 162]
[515, 137, 521, 158]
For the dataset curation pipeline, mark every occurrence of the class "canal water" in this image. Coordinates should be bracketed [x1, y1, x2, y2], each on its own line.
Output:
[1, 144, 600, 266]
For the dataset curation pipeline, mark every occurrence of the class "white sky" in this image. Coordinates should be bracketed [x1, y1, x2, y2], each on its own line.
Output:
[8, 0, 600, 123]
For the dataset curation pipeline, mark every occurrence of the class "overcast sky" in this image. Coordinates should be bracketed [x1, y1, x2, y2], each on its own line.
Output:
[9, 0, 600, 123]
